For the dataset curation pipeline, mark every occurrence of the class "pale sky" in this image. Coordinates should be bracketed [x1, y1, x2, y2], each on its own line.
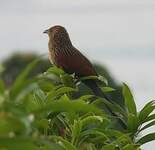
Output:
[0, 0, 155, 58]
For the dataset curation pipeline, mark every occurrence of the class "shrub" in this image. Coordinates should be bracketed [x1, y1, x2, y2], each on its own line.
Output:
[0, 59, 154, 150]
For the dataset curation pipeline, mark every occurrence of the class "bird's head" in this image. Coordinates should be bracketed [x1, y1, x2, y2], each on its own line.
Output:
[43, 25, 72, 48]
[43, 25, 65, 37]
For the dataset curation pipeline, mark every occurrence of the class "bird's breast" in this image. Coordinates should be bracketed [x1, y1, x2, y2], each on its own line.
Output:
[48, 48, 64, 68]
[49, 49, 56, 65]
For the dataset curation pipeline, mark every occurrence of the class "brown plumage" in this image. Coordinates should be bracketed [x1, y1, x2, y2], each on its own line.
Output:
[43, 25, 104, 97]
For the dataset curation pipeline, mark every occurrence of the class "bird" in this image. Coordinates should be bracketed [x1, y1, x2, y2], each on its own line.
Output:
[43, 25, 105, 98]
[43, 25, 126, 129]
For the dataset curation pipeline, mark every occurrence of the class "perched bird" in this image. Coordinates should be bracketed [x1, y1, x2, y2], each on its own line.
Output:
[43, 25, 104, 97]
[44, 25, 126, 129]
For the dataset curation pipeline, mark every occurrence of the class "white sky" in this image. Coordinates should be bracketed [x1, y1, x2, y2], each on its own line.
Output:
[0, 0, 155, 57]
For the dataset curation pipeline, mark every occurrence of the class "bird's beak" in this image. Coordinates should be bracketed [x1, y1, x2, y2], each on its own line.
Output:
[43, 29, 49, 34]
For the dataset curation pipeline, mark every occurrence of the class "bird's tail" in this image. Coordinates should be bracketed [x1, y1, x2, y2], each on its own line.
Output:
[83, 79, 126, 129]
[83, 79, 107, 98]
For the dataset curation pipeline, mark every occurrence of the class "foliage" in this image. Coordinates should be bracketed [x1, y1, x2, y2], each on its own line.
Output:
[1, 53, 124, 106]
[1, 53, 51, 86]
[0, 60, 155, 150]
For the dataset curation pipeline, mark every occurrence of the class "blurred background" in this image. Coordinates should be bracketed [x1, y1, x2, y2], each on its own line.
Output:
[0, 0, 155, 149]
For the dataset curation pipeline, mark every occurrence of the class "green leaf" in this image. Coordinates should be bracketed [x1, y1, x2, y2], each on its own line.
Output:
[47, 66, 65, 76]
[80, 75, 99, 81]
[79, 143, 97, 150]
[111, 101, 127, 118]
[71, 120, 82, 145]
[33, 88, 46, 106]
[127, 113, 139, 133]
[94, 98, 127, 126]
[137, 132, 155, 145]
[0, 137, 64, 150]
[80, 75, 108, 86]
[40, 145, 64, 150]
[38, 79, 54, 92]
[51, 136, 77, 150]
[122, 83, 137, 115]
[144, 114, 155, 122]
[81, 116, 105, 128]
[79, 95, 94, 101]
[15, 82, 38, 103]
[54, 86, 77, 95]
[101, 144, 116, 150]
[80, 129, 109, 143]
[0, 79, 5, 95]
[0, 112, 26, 136]
[101, 87, 116, 93]
[35, 118, 49, 130]
[10, 59, 40, 99]
[23, 93, 43, 112]
[98, 75, 108, 85]
[139, 120, 155, 132]
[105, 129, 128, 139]
[34, 99, 102, 115]
[0, 137, 39, 150]
[122, 144, 133, 150]
[109, 133, 132, 149]
[60, 74, 75, 87]
[38, 72, 60, 84]
[139, 100, 155, 124]
[122, 144, 140, 150]
[34, 88, 46, 101]
[47, 87, 78, 100]
[0, 63, 5, 74]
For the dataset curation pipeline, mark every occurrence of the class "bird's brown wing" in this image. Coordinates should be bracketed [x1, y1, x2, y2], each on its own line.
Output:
[55, 47, 97, 77]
